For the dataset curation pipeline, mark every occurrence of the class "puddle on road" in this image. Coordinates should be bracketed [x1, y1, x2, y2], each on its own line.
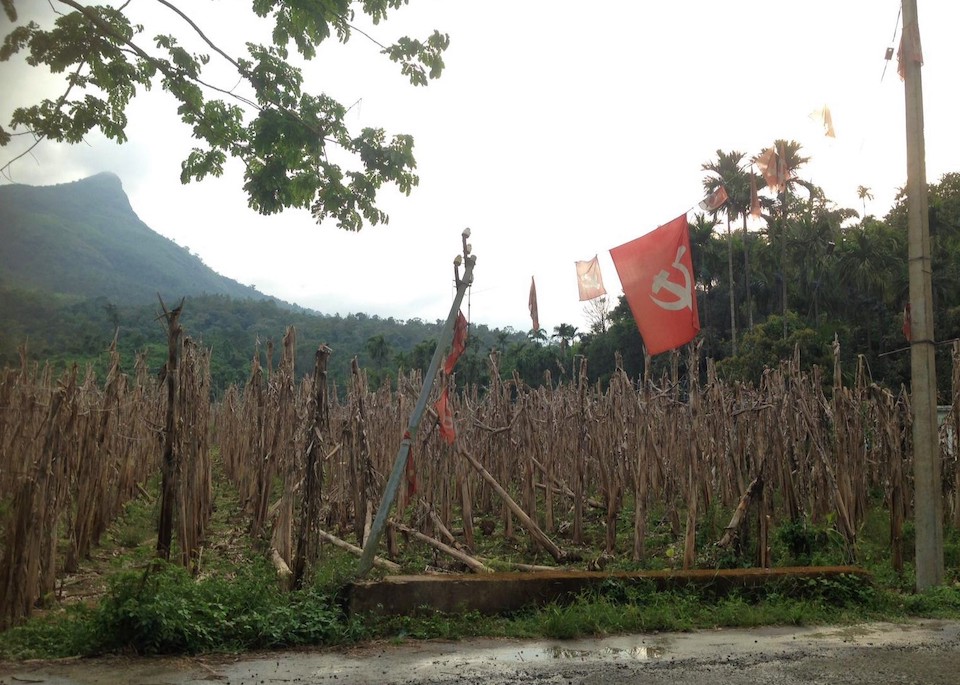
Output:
[480, 641, 665, 664]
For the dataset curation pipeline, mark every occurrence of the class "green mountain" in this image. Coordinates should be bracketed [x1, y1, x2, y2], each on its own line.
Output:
[0, 173, 525, 393]
[0, 173, 267, 304]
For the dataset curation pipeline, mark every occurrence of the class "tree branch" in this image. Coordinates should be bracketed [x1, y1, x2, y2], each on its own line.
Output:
[153, 0, 242, 72]
[53, 0, 261, 112]
[0, 57, 86, 181]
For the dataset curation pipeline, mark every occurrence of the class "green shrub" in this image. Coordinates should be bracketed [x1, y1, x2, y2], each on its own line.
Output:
[88, 560, 355, 654]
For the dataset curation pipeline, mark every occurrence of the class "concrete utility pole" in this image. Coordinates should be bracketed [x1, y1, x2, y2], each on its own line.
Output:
[901, 0, 943, 590]
[356, 229, 476, 578]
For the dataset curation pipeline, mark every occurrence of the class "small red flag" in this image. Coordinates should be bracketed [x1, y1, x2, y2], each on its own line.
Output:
[443, 310, 468, 374]
[749, 172, 761, 219]
[435, 387, 456, 445]
[698, 186, 729, 212]
[528, 276, 540, 332]
[609, 214, 700, 355]
[403, 431, 417, 496]
[902, 303, 912, 342]
[575, 255, 607, 301]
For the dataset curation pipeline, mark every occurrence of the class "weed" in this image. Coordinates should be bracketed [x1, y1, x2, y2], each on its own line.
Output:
[899, 585, 960, 617]
[773, 517, 846, 566]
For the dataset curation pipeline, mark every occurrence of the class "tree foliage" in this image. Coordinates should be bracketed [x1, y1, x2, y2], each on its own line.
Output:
[0, 0, 449, 230]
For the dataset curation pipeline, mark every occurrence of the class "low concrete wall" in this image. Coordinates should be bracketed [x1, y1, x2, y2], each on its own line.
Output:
[347, 566, 870, 616]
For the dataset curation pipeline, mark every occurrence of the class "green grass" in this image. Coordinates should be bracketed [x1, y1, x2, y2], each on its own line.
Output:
[5, 561, 958, 660]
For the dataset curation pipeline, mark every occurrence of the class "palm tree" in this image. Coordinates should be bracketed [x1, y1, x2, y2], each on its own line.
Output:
[702, 150, 749, 354]
[754, 139, 813, 338]
[790, 194, 853, 325]
[364, 334, 391, 369]
[551, 323, 579, 352]
[856, 185, 874, 217]
[837, 220, 903, 345]
[687, 212, 723, 333]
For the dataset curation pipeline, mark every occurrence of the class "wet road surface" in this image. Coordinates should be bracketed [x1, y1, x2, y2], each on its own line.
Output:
[2, 620, 958, 684]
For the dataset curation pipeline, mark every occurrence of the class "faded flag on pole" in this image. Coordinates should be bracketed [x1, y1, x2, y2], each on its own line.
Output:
[609, 214, 700, 355]
[749, 171, 762, 220]
[443, 310, 468, 374]
[435, 387, 456, 445]
[698, 185, 729, 212]
[575, 256, 607, 301]
[528, 276, 540, 332]
[809, 104, 836, 138]
[898, 20, 923, 79]
[755, 147, 782, 192]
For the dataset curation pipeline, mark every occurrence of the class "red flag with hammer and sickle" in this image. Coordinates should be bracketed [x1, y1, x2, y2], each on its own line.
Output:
[609, 214, 700, 355]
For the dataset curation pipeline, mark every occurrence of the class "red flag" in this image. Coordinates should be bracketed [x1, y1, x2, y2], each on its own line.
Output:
[897, 20, 923, 80]
[902, 303, 912, 342]
[443, 310, 468, 374]
[575, 255, 607, 301]
[609, 214, 700, 355]
[698, 185, 729, 212]
[403, 431, 417, 496]
[435, 387, 456, 444]
[528, 276, 540, 332]
[749, 171, 761, 219]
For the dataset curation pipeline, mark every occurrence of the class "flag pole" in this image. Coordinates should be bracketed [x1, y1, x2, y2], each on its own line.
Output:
[356, 229, 476, 578]
[901, 0, 943, 590]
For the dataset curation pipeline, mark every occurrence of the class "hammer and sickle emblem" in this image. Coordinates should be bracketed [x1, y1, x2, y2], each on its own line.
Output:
[580, 271, 599, 289]
[650, 246, 693, 311]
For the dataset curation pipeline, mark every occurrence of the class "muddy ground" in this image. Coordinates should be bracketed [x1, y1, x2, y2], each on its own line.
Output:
[1, 620, 958, 684]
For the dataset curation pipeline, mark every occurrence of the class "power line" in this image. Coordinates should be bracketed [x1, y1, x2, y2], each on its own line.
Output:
[880, 4, 902, 82]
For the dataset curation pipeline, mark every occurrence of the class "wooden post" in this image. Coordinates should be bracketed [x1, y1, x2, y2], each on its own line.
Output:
[156, 296, 183, 561]
[293, 345, 331, 589]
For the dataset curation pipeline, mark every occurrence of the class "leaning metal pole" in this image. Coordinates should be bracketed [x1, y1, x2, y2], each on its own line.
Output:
[902, 0, 943, 590]
[356, 229, 476, 578]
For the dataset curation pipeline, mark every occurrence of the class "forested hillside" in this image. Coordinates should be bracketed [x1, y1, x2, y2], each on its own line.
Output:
[0, 173, 267, 305]
[0, 287, 524, 394]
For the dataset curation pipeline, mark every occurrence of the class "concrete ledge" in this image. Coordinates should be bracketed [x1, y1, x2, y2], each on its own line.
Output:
[347, 566, 870, 616]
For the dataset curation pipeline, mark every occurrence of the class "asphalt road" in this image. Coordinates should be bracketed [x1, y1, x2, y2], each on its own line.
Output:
[2, 620, 958, 684]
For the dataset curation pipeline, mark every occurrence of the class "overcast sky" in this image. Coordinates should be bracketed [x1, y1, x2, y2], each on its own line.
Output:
[2, 1, 959, 334]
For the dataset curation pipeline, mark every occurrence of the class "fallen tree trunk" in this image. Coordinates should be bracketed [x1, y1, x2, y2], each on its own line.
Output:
[270, 547, 292, 590]
[389, 520, 492, 573]
[317, 528, 401, 572]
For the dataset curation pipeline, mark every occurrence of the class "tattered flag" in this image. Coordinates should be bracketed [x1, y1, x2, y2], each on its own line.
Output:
[435, 387, 456, 445]
[698, 185, 729, 212]
[750, 172, 762, 219]
[809, 105, 836, 138]
[528, 276, 540, 332]
[443, 310, 468, 374]
[575, 255, 607, 301]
